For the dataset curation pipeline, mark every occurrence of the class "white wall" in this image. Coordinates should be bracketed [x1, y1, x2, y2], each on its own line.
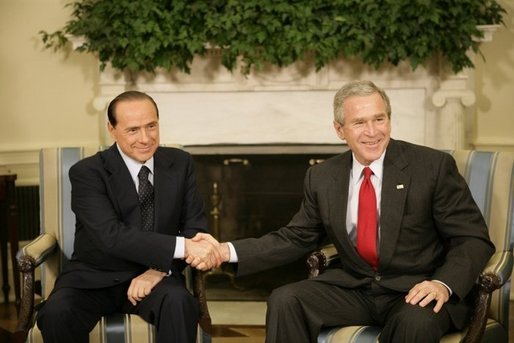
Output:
[474, 0, 514, 151]
[0, 0, 100, 184]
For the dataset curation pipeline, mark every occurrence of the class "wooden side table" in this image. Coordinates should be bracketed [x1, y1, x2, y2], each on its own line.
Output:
[0, 174, 20, 307]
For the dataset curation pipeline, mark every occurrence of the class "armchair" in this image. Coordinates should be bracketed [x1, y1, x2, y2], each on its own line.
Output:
[13, 147, 212, 343]
[308, 150, 514, 343]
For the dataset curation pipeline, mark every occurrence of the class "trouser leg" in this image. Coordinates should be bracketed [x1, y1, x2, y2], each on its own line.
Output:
[128, 275, 200, 343]
[265, 279, 376, 343]
[378, 296, 452, 343]
[37, 286, 122, 343]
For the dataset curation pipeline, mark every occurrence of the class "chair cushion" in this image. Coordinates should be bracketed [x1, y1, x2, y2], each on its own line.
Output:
[318, 325, 381, 343]
[317, 319, 507, 343]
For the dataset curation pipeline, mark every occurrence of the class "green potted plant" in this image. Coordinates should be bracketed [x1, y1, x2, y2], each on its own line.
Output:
[40, 0, 506, 75]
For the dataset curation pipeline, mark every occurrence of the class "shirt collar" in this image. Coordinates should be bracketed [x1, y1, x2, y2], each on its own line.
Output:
[116, 144, 154, 180]
[351, 151, 385, 184]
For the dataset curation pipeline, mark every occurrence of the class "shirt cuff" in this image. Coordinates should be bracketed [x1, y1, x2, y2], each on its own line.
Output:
[433, 279, 453, 296]
[227, 242, 239, 263]
[174, 236, 185, 259]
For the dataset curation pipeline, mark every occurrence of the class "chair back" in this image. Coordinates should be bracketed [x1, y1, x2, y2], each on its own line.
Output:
[448, 150, 514, 329]
[38, 147, 99, 298]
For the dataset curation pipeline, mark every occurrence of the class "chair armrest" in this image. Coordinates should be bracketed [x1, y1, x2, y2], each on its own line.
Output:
[481, 250, 513, 287]
[14, 233, 58, 340]
[463, 250, 513, 343]
[17, 233, 58, 267]
[307, 244, 338, 278]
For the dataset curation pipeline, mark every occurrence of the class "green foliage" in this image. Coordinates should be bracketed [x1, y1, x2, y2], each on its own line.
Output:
[40, 0, 506, 74]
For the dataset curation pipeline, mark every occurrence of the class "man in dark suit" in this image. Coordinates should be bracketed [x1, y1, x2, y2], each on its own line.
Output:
[206, 80, 495, 342]
[37, 91, 221, 343]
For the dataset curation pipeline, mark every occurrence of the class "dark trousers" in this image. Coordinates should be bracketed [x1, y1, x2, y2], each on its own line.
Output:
[265, 278, 453, 343]
[36, 275, 200, 343]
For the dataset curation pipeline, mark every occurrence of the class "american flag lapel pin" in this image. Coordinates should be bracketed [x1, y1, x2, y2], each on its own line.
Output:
[396, 184, 404, 190]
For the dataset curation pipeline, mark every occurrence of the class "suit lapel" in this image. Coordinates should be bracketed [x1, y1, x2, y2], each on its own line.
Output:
[328, 153, 351, 248]
[378, 140, 410, 269]
[103, 145, 140, 224]
[153, 148, 178, 233]
[327, 153, 374, 270]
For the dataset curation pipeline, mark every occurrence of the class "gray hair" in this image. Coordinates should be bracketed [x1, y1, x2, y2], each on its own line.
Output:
[333, 80, 391, 124]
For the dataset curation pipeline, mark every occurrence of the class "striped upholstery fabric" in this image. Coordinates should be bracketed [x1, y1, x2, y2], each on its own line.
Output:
[318, 150, 514, 343]
[25, 147, 209, 343]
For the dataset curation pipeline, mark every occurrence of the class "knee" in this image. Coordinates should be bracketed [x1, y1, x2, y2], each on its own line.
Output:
[267, 283, 301, 312]
[37, 298, 78, 331]
[383, 306, 447, 343]
[393, 309, 434, 331]
[161, 287, 199, 315]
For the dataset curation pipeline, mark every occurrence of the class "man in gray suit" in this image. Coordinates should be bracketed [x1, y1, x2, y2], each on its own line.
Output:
[202, 80, 495, 342]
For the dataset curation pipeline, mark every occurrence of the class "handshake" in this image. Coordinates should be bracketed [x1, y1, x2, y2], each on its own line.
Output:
[184, 233, 230, 271]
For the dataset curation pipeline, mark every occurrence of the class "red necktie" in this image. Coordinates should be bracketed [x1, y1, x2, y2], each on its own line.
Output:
[357, 167, 378, 270]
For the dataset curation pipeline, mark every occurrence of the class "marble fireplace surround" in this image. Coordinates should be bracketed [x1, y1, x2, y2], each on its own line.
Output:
[92, 54, 479, 151]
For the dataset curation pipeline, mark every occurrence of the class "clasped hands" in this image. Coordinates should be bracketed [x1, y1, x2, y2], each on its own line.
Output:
[184, 233, 230, 271]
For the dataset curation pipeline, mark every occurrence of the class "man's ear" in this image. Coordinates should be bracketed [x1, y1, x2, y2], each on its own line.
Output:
[333, 120, 345, 141]
[107, 122, 116, 140]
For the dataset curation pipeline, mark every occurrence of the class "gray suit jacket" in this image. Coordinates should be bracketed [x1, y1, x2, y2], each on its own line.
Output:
[233, 139, 494, 328]
[54, 144, 208, 290]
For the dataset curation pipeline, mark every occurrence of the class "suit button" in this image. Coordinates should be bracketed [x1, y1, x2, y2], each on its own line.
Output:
[113, 278, 120, 283]
[374, 275, 381, 281]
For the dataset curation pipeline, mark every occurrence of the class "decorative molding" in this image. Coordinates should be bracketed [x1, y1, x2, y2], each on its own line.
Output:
[472, 137, 514, 151]
[432, 89, 476, 108]
[0, 149, 38, 165]
[475, 24, 501, 42]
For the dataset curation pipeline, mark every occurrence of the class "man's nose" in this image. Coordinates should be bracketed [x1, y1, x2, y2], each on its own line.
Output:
[139, 128, 150, 142]
[364, 121, 377, 135]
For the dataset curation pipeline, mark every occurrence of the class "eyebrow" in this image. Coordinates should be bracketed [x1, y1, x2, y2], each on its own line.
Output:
[124, 121, 158, 131]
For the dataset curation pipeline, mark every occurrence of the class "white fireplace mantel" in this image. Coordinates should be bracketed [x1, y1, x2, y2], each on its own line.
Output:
[94, 58, 444, 149]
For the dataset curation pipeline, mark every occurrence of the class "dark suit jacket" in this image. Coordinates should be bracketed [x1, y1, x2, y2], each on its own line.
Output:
[233, 139, 494, 328]
[54, 144, 207, 290]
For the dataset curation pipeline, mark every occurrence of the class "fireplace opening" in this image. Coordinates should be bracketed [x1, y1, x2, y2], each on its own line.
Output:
[187, 144, 347, 301]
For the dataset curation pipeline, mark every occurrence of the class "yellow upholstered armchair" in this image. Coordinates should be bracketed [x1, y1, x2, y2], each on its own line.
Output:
[308, 150, 514, 343]
[13, 147, 212, 343]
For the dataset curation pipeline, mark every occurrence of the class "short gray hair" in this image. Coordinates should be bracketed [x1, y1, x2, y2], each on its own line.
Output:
[333, 80, 391, 124]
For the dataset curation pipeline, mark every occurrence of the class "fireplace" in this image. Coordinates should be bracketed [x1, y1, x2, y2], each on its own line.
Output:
[185, 144, 347, 300]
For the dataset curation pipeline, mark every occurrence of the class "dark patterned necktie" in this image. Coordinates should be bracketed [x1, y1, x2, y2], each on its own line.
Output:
[138, 166, 154, 231]
[356, 166, 378, 270]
